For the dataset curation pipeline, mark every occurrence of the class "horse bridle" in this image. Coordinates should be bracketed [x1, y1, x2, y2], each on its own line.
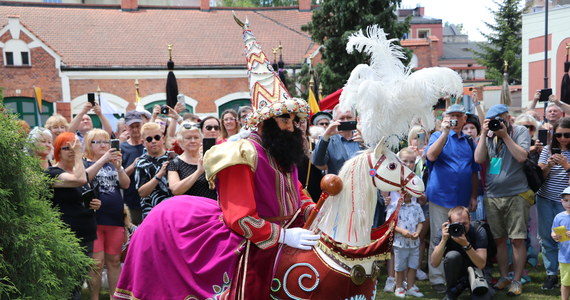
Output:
[367, 153, 421, 195]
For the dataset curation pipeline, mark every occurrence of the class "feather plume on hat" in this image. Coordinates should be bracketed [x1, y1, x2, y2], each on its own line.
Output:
[339, 25, 463, 149]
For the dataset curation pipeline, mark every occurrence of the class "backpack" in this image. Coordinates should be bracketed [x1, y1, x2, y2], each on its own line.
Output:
[473, 220, 497, 262]
[523, 157, 545, 192]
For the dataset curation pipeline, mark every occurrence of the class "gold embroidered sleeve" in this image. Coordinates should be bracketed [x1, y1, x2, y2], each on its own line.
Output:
[203, 139, 258, 189]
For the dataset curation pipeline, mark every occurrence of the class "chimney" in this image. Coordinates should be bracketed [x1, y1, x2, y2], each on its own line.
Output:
[200, 0, 211, 11]
[121, 0, 138, 11]
[299, 0, 311, 11]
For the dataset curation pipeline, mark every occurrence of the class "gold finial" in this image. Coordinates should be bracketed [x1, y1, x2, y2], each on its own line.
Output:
[168, 44, 173, 60]
[135, 79, 139, 89]
[566, 42, 570, 55]
[278, 43, 283, 56]
[272, 48, 278, 63]
[96, 86, 101, 93]
[309, 76, 315, 89]
[503, 60, 508, 72]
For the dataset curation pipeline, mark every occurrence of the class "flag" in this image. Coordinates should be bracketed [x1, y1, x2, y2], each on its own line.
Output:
[319, 88, 343, 111]
[308, 87, 320, 115]
[33, 86, 42, 126]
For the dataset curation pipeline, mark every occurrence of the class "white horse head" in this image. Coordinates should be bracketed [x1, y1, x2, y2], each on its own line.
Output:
[311, 140, 424, 247]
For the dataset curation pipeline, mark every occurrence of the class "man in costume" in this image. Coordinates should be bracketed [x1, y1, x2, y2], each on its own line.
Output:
[114, 17, 318, 300]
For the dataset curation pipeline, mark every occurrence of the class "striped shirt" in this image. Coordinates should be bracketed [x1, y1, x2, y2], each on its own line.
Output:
[537, 145, 570, 202]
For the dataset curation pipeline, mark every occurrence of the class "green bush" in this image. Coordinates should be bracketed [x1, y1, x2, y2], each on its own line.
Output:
[0, 92, 93, 299]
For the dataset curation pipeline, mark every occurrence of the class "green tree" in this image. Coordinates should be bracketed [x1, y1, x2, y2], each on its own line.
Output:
[0, 90, 93, 299]
[472, 0, 524, 85]
[301, 0, 410, 95]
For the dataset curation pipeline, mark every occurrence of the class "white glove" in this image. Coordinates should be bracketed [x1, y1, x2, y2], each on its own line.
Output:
[278, 227, 320, 250]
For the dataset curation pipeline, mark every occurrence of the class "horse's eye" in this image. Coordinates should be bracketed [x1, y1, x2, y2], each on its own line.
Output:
[388, 163, 397, 170]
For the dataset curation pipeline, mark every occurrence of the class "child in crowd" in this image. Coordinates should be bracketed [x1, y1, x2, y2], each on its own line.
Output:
[551, 186, 570, 300]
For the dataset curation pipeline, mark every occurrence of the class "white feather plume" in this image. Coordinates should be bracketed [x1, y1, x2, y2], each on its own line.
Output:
[340, 25, 463, 149]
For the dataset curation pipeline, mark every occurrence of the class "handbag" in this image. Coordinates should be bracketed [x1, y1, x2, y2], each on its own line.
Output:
[523, 157, 544, 193]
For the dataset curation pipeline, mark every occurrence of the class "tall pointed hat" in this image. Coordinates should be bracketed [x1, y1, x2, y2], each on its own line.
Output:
[234, 13, 308, 128]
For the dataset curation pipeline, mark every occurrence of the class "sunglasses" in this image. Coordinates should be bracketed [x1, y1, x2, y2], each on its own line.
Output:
[205, 125, 220, 131]
[91, 140, 110, 145]
[145, 135, 162, 143]
[522, 124, 536, 131]
[60, 146, 72, 151]
[555, 133, 570, 138]
[317, 122, 330, 126]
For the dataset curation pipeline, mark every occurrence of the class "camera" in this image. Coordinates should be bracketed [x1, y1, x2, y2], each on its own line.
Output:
[448, 222, 465, 237]
[337, 121, 357, 131]
[468, 266, 489, 296]
[488, 117, 504, 132]
[450, 119, 458, 127]
[160, 105, 169, 115]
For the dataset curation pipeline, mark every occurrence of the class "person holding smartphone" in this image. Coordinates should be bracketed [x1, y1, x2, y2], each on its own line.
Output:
[312, 104, 364, 175]
[536, 117, 570, 290]
[167, 121, 217, 200]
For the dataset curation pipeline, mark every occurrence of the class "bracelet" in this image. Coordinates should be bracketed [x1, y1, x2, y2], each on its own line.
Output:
[177, 116, 183, 123]
[463, 243, 473, 251]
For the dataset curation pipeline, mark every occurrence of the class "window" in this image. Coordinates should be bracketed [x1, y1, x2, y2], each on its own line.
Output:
[418, 29, 430, 39]
[218, 99, 251, 118]
[5, 52, 14, 65]
[3, 39, 31, 67]
[21, 52, 30, 65]
[3, 97, 54, 127]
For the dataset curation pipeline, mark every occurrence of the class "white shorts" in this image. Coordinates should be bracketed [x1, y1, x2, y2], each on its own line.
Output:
[393, 246, 420, 272]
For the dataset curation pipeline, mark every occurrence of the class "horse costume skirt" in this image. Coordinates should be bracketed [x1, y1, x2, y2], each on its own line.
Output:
[115, 196, 243, 300]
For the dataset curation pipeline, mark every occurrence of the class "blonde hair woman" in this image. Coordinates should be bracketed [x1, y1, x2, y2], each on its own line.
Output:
[44, 114, 69, 139]
[167, 121, 217, 200]
[83, 129, 130, 299]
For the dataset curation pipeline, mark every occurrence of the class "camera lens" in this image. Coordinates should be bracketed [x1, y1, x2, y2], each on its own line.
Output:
[488, 118, 502, 131]
[450, 119, 458, 127]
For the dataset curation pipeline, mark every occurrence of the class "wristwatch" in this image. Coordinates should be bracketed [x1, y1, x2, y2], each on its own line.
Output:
[463, 243, 473, 251]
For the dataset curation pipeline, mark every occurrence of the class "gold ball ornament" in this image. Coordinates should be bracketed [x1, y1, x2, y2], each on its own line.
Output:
[320, 174, 343, 196]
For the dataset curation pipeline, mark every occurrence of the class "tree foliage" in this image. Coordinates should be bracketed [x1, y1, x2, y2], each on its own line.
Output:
[472, 0, 524, 85]
[302, 0, 410, 95]
[0, 90, 93, 299]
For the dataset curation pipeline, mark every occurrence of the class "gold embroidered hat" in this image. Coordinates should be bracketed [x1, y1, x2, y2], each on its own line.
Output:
[234, 13, 309, 128]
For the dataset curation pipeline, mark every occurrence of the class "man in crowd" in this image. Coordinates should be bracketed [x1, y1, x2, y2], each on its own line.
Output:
[312, 104, 364, 175]
[425, 104, 479, 293]
[134, 122, 172, 219]
[431, 206, 492, 300]
[68, 101, 113, 145]
[474, 104, 531, 296]
[238, 106, 253, 128]
[120, 111, 145, 225]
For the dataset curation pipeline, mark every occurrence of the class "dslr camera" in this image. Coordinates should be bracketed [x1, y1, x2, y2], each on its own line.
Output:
[488, 117, 504, 131]
[448, 222, 465, 237]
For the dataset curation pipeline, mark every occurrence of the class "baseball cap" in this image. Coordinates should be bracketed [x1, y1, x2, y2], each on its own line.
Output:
[561, 186, 570, 197]
[125, 111, 143, 126]
[485, 104, 509, 119]
[445, 104, 466, 114]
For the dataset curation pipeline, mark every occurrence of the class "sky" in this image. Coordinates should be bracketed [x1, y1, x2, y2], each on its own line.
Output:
[399, 0, 503, 41]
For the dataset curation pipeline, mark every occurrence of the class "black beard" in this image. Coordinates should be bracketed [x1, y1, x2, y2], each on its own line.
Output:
[261, 118, 305, 172]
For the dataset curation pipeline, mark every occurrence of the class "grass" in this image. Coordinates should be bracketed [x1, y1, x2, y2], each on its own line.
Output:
[83, 258, 562, 299]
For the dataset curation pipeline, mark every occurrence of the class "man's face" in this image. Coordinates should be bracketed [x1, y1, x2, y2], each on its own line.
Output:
[450, 210, 471, 233]
[547, 106, 562, 122]
[142, 128, 165, 156]
[239, 109, 253, 127]
[447, 112, 467, 130]
[79, 115, 93, 132]
[335, 110, 355, 122]
[275, 114, 295, 132]
[128, 122, 142, 141]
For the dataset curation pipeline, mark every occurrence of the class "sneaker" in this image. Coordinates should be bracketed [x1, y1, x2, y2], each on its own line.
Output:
[542, 275, 559, 290]
[384, 277, 396, 292]
[432, 283, 446, 294]
[406, 285, 424, 297]
[507, 280, 522, 296]
[416, 269, 428, 281]
[395, 287, 406, 298]
[493, 277, 511, 290]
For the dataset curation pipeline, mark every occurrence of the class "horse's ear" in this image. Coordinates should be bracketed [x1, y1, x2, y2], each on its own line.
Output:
[373, 137, 386, 158]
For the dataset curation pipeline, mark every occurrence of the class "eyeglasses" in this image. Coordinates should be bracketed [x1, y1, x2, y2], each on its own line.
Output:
[91, 140, 110, 145]
[182, 123, 199, 130]
[145, 135, 162, 143]
[522, 124, 536, 131]
[205, 125, 220, 131]
[60, 146, 71, 151]
[555, 132, 570, 138]
[240, 115, 249, 119]
[223, 117, 236, 122]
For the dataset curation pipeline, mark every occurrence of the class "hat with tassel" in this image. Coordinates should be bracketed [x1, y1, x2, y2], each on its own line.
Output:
[233, 13, 309, 128]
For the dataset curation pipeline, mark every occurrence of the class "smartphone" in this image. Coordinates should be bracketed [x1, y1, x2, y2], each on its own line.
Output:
[87, 93, 96, 106]
[539, 88, 553, 102]
[552, 147, 561, 155]
[110, 139, 120, 151]
[160, 105, 169, 115]
[166, 151, 177, 161]
[202, 138, 217, 154]
[337, 121, 357, 131]
[418, 133, 426, 149]
[177, 94, 185, 104]
[538, 129, 548, 145]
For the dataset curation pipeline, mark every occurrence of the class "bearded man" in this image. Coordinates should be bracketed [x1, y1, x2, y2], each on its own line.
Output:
[114, 19, 318, 300]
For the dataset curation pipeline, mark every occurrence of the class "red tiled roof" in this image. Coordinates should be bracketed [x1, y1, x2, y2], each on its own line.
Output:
[400, 39, 429, 47]
[0, 5, 314, 68]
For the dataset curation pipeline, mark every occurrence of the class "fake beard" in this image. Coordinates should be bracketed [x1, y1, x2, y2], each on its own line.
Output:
[261, 118, 305, 172]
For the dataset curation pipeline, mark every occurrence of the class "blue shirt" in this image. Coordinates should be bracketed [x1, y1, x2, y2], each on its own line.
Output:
[552, 211, 570, 264]
[312, 134, 363, 175]
[425, 130, 479, 208]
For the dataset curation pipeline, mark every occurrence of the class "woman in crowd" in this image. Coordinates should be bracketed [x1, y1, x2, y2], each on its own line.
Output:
[45, 113, 69, 139]
[295, 117, 323, 202]
[27, 127, 53, 169]
[219, 109, 240, 143]
[45, 132, 100, 300]
[167, 121, 217, 200]
[537, 117, 570, 290]
[83, 129, 130, 299]
[200, 116, 221, 142]
[515, 114, 542, 163]
[462, 113, 485, 222]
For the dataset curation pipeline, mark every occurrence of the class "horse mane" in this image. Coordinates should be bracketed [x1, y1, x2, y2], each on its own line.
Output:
[311, 150, 378, 247]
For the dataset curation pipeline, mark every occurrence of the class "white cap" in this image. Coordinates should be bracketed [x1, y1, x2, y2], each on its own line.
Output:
[561, 186, 570, 197]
